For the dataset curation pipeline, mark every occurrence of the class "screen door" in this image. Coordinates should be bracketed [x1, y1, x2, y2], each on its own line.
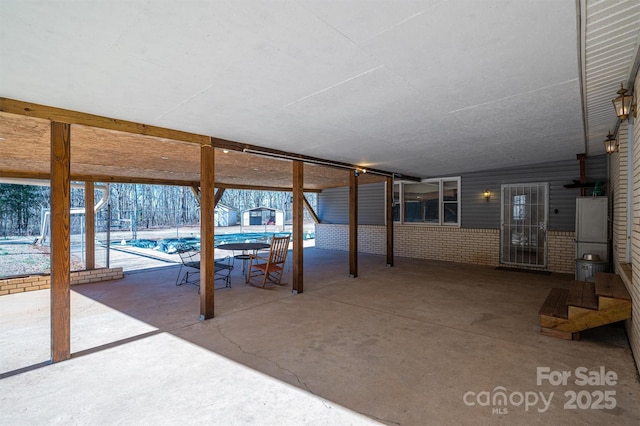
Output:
[500, 183, 548, 267]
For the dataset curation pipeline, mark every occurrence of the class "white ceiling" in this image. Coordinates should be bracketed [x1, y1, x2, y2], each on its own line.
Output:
[0, 1, 636, 178]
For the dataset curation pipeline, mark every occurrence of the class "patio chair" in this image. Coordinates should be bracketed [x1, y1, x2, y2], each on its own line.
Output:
[176, 246, 234, 291]
[245, 235, 290, 288]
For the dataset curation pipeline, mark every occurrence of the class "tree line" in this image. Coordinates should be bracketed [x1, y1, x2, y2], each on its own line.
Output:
[0, 183, 317, 237]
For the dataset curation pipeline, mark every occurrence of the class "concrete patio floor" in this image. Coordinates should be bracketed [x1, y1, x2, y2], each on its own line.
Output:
[1, 248, 639, 425]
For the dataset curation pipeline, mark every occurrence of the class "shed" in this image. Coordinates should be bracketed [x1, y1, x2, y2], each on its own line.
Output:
[241, 207, 284, 228]
[214, 204, 237, 227]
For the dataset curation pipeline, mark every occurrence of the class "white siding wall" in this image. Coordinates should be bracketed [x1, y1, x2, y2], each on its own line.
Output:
[628, 73, 640, 374]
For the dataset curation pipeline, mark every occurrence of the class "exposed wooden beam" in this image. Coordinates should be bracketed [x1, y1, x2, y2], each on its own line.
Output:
[70, 175, 201, 187]
[85, 181, 95, 270]
[302, 195, 320, 224]
[0, 170, 201, 187]
[349, 170, 358, 278]
[50, 122, 71, 362]
[214, 187, 226, 207]
[0, 170, 326, 192]
[292, 161, 304, 294]
[190, 186, 201, 205]
[386, 177, 394, 267]
[0, 97, 210, 145]
[216, 183, 321, 193]
[199, 144, 215, 320]
[212, 138, 421, 182]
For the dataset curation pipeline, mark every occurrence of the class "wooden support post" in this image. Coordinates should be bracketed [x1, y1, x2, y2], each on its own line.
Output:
[349, 170, 358, 278]
[51, 122, 71, 362]
[292, 161, 304, 293]
[386, 176, 394, 267]
[85, 181, 95, 270]
[199, 144, 215, 320]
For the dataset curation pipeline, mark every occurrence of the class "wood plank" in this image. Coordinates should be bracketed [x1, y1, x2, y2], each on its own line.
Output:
[566, 281, 582, 307]
[50, 122, 71, 362]
[85, 181, 95, 270]
[216, 183, 321, 193]
[541, 327, 579, 340]
[538, 288, 569, 319]
[302, 195, 320, 224]
[552, 289, 570, 319]
[0, 97, 210, 145]
[567, 281, 598, 310]
[386, 176, 394, 267]
[582, 281, 599, 309]
[349, 169, 358, 278]
[199, 144, 215, 320]
[190, 186, 200, 204]
[594, 272, 614, 298]
[214, 187, 225, 207]
[292, 161, 304, 293]
[610, 274, 631, 300]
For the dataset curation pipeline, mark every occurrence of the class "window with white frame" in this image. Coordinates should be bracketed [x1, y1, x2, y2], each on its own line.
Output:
[395, 178, 460, 226]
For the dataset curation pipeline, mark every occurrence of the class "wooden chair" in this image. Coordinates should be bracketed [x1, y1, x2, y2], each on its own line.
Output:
[246, 235, 290, 288]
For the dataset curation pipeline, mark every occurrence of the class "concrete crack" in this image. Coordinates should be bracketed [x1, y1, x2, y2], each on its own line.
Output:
[363, 413, 401, 425]
[214, 322, 332, 410]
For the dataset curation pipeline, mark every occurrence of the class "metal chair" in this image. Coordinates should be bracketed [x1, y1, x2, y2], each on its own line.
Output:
[245, 235, 290, 288]
[176, 245, 233, 291]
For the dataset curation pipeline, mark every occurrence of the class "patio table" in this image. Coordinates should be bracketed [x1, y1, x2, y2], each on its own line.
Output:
[217, 242, 270, 276]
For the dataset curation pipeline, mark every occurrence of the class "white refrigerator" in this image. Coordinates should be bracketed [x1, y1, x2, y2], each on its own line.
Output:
[575, 197, 608, 261]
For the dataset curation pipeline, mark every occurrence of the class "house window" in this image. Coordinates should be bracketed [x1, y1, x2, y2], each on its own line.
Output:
[401, 178, 460, 226]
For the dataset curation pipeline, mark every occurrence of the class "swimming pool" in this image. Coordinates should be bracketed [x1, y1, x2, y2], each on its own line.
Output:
[114, 231, 314, 254]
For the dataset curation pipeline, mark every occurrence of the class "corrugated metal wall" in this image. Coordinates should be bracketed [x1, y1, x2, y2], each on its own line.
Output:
[317, 156, 608, 231]
[317, 182, 385, 225]
[456, 155, 607, 231]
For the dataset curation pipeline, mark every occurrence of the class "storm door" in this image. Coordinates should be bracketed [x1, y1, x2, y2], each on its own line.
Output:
[500, 183, 548, 267]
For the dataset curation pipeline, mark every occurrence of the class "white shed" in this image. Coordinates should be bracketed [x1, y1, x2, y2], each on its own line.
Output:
[214, 204, 238, 227]
[241, 207, 284, 228]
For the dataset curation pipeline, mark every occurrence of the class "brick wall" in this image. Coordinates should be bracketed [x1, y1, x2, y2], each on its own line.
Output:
[316, 224, 575, 273]
[0, 267, 124, 296]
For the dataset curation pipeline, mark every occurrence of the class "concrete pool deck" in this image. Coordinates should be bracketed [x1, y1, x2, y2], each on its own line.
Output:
[1, 248, 639, 424]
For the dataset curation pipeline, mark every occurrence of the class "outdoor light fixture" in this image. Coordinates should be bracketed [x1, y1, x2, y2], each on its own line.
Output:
[483, 190, 491, 202]
[612, 83, 635, 121]
[354, 168, 367, 177]
[603, 131, 618, 154]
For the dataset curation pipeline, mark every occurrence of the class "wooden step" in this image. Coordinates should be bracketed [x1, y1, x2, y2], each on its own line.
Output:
[594, 272, 631, 300]
[567, 281, 598, 310]
[539, 288, 569, 319]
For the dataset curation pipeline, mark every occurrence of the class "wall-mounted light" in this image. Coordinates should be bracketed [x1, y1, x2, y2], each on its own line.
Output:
[354, 168, 367, 177]
[483, 189, 491, 202]
[603, 130, 618, 154]
[612, 83, 635, 121]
